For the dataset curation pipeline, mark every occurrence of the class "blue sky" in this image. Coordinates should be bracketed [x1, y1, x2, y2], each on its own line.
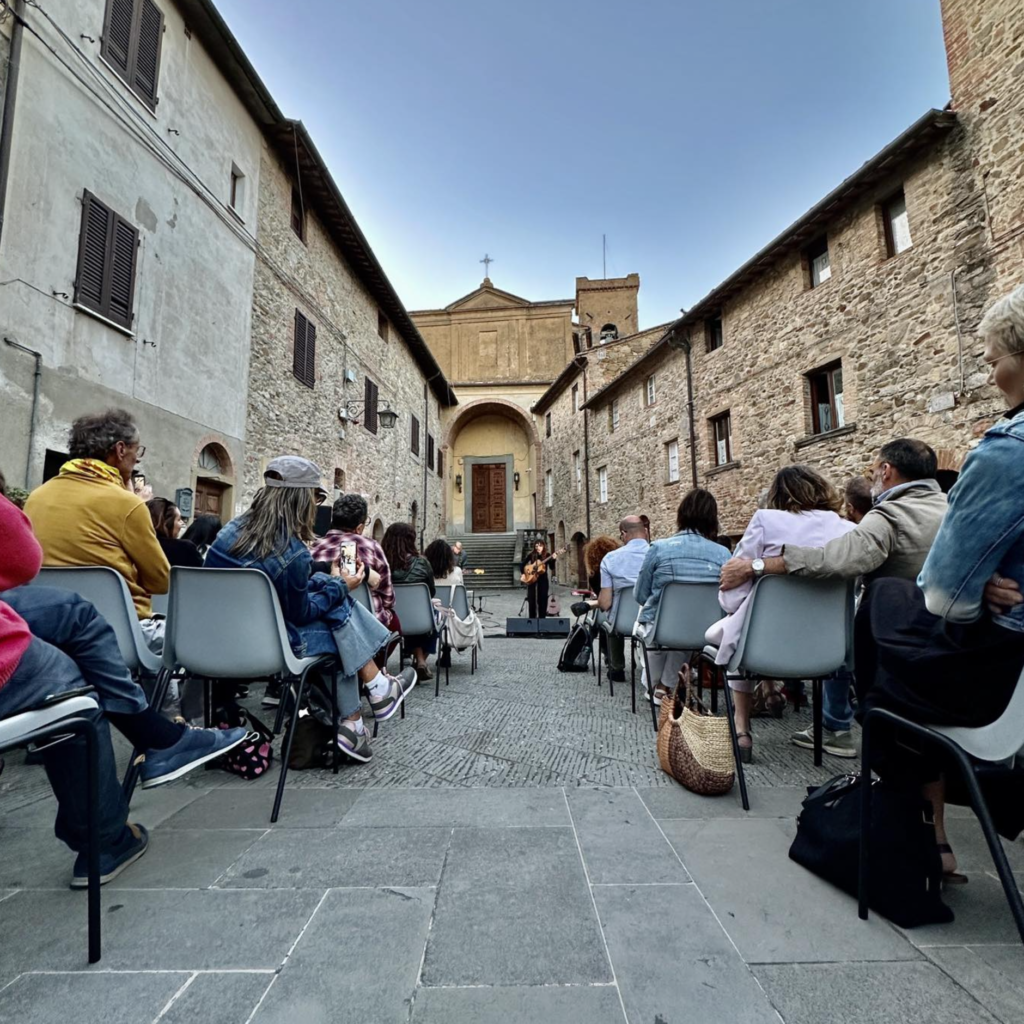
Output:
[215, 0, 951, 327]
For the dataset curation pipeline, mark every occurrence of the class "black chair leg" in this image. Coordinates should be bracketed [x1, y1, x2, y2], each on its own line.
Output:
[272, 677, 289, 736]
[720, 666, 750, 812]
[85, 719, 101, 964]
[858, 712, 874, 921]
[630, 640, 637, 716]
[642, 644, 659, 733]
[710, 657, 718, 715]
[272, 668, 311, 823]
[813, 678, 823, 767]
[607, 646, 615, 698]
[331, 667, 339, 776]
[597, 636, 603, 688]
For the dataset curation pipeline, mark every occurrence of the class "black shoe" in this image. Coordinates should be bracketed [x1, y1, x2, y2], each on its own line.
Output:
[608, 669, 626, 683]
[261, 679, 284, 708]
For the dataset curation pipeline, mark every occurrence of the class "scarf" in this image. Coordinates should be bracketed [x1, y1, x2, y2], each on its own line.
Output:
[58, 458, 128, 488]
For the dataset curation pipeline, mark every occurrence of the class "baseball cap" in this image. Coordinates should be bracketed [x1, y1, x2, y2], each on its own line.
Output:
[264, 456, 323, 490]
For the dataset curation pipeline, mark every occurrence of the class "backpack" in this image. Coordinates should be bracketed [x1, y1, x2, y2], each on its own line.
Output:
[558, 622, 593, 672]
[287, 713, 336, 770]
[213, 702, 274, 780]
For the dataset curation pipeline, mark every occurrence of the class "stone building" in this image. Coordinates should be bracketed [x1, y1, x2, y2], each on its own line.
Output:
[541, 0, 1023, 544]
[244, 124, 454, 542]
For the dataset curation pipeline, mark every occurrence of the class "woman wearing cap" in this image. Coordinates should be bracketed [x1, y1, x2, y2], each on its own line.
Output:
[206, 456, 416, 763]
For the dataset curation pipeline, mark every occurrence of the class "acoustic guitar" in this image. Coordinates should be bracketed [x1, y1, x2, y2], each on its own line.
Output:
[520, 547, 567, 586]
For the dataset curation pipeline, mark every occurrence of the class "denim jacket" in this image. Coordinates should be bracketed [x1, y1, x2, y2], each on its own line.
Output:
[205, 517, 352, 656]
[918, 409, 1024, 633]
[634, 530, 730, 624]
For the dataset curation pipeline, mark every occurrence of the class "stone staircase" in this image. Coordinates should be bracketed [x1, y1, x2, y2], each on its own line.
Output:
[460, 533, 518, 588]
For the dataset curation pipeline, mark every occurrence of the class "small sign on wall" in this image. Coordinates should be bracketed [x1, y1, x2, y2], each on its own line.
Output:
[175, 487, 194, 519]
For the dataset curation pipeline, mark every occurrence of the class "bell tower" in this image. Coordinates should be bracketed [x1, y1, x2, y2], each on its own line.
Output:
[575, 274, 640, 346]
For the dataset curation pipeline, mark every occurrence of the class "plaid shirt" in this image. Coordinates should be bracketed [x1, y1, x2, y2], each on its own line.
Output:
[310, 530, 394, 624]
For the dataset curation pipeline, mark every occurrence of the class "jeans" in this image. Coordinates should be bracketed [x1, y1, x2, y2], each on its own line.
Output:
[823, 669, 854, 732]
[329, 600, 395, 718]
[0, 635, 128, 853]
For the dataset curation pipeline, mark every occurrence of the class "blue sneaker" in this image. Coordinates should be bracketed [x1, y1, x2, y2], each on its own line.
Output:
[71, 823, 149, 888]
[140, 727, 249, 788]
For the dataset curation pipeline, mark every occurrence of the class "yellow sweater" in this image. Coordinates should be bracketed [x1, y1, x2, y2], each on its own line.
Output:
[24, 460, 170, 618]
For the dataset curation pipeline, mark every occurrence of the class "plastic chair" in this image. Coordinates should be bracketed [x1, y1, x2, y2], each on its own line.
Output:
[435, 584, 478, 675]
[393, 584, 441, 694]
[636, 582, 723, 732]
[702, 576, 853, 812]
[597, 589, 642, 700]
[858, 669, 1024, 945]
[0, 692, 103, 962]
[160, 567, 337, 823]
[149, 591, 169, 617]
[351, 581, 373, 613]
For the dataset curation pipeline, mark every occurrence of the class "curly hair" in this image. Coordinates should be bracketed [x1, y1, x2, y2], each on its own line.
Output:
[424, 538, 455, 578]
[767, 464, 841, 514]
[381, 522, 419, 573]
[68, 409, 138, 460]
[583, 535, 620, 578]
[146, 497, 179, 539]
[331, 493, 368, 532]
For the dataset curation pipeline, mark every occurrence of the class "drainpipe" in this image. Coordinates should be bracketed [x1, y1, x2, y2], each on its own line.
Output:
[4, 336, 42, 487]
[420, 381, 429, 550]
[0, 0, 26, 256]
[576, 355, 592, 538]
[684, 336, 698, 488]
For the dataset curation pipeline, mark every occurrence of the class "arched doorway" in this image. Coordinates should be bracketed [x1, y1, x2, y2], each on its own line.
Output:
[192, 440, 235, 523]
[371, 517, 384, 542]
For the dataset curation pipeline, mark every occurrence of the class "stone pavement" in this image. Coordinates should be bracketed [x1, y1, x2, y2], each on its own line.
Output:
[0, 587, 1022, 1023]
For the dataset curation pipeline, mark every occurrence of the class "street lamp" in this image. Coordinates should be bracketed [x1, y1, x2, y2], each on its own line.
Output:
[339, 400, 398, 429]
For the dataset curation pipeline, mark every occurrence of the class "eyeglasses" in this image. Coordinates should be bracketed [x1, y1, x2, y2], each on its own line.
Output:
[125, 443, 147, 459]
[982, 351, 1020, 369]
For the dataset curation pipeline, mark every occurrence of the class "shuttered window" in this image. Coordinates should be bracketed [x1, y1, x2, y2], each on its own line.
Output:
[437, 450, 444, 478]
[427, 434, 435, 471]
[364, 377, 379, 434]
[101, 0, 165, 110]
[292, 310, 316, 388]
[74, 190, 139, 331]
[411, 415, 421, 457]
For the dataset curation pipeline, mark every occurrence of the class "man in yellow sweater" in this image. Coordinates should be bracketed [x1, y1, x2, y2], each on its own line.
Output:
[25, 409, 170, 649]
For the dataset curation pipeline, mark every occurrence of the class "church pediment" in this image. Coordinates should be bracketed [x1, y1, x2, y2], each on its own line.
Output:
[446, 279, 532, 311]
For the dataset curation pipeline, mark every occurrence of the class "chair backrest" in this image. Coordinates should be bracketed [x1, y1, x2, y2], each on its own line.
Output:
[730, 575, 853, 679]
[164, 567, 296, 678]
[452, 585, 471, 620]
[392, 584, 436, 636]
[649, 581, 723, 650]
[934, 667, 1024, 762]
[30, 566, 161, 674]
[351, 581, 373, 612]
[435, 585, 454, 610]
[150, 591, 169, 617]
[610, 588, 642, 636]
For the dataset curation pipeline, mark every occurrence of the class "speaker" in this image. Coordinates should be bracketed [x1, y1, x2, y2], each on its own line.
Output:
[538, 617, 570, 638]
[505, 617, 540, 637]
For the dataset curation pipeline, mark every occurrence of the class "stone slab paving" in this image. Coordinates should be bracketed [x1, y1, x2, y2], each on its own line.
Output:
[0, 586, 1021, 1022]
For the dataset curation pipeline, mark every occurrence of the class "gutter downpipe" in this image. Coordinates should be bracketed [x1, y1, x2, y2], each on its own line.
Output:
[684, 334, 698, 488]
[576, 355, 592, 538]
[0, 0, 26, 255]
[4, 336, 42, 487]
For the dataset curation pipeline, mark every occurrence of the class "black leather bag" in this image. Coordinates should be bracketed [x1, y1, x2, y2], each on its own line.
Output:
[789, 773, 953, 928]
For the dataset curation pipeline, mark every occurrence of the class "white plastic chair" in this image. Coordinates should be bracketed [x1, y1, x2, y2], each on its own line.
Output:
[702, 576, 854, 811]
[0, 693, 103, 962]
[859, 668, 1024, 945]
[435, 584, 478, 675]
[393, 583, 441, 695]
[162, 567, 338, 823]
[597, 589, 642, 700]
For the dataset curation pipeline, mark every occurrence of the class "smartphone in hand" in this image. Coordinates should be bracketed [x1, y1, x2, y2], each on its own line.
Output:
[341, 541, 357, 578]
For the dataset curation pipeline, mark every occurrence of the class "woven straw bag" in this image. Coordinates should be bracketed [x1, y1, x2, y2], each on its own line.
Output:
[656, 674, 735, 796]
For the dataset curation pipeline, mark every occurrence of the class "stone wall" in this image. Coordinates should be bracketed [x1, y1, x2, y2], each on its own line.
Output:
[246, 143, 445, 540]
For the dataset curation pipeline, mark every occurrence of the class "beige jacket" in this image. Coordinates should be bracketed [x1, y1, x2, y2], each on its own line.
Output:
[784, 481, 947, 583]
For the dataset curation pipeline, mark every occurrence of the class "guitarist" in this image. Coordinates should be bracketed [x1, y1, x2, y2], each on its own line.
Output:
[522, 539, 558, 619]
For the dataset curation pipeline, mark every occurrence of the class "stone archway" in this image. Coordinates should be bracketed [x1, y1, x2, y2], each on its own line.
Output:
[189, 435, 236, 523]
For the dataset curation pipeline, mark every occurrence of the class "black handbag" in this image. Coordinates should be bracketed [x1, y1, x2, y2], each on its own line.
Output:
[789, 773, 953, 928]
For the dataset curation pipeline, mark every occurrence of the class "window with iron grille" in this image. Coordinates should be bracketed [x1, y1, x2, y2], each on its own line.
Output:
[101, 0, 164, 110]
[74, 190, 139, 331]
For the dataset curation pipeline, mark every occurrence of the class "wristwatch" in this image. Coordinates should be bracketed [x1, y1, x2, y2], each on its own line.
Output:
[751, 558, 766, 579]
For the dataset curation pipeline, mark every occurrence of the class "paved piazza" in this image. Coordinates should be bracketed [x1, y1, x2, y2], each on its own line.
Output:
[0, 587, 1021, 1023]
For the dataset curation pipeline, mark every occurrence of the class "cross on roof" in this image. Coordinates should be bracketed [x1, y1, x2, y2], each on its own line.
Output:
[480, 253, 494, 277]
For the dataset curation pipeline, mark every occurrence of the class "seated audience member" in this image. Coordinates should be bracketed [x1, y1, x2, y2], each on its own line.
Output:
[844, 475, 874, 525]
[383, 523, 437, 681]
[311, 494, 396, 632]
[635, 489, 731, 705]
[0, 475, 247, 885]
[856, 285, 1024, 881]
[426, 538, 484, 653]
[709, 465, 854, 762]
[24, 409, 170, 651]
[181, 514, 223, 561]
[715, 535, 735, 554]
[452, 540, 468, 570]
[720, 440, 947, 758]
[582, 535, 623, 678]
[206, 457, 415, 763]
[147, 498, 204, 568]
[598, 518, 650, 685]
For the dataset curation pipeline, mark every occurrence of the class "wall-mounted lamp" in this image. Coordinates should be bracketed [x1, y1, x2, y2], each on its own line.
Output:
[513, 471, 521, 490]
[339, 400, 398, 429]
[455, 473, 463, 493]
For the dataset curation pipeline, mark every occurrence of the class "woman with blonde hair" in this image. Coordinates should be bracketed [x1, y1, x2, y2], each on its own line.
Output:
[705, 464, 853, 761]
[206, 456, 416, 764]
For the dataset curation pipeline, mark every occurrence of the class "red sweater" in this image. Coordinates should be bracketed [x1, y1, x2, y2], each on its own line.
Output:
[0, 496, 43, 688]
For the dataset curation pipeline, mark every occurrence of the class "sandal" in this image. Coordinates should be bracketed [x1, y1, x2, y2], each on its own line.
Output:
[937, 843, 968, 885]
[736, 731, 753, 764]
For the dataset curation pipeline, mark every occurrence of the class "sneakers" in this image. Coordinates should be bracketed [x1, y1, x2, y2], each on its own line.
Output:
[336, 721, 372, 763]
[140, 726, 250, 788]
[791, 726, 858, 759]
[71, 823, 149, 888]
[366, 668, 417, 722]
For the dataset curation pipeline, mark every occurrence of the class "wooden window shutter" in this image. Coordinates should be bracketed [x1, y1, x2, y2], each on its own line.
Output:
[293, 309, 315, 388]
[304, 319, 316, 387]
[107, 213, 139, 329]
[411, 415, 420, 456]
[132, 0, 164, 108]
[102, 0, 135, 76]
[75, 192, 113, 312]
[364, 377, 378, 434]
[427, 434, 435, 470]
[437, 450, 444, 478]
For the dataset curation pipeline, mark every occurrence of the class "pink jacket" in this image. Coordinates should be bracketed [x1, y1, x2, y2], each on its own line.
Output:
[707, 509, 855, 665]
[0, 496, 44, 688]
